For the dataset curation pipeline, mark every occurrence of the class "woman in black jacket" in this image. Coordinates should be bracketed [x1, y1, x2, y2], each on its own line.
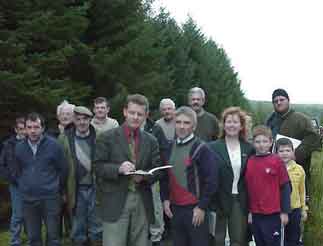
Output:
[209, 107, 254, 246]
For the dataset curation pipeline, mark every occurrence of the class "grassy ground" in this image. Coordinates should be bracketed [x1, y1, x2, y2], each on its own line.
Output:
[303, 149, 323, 245]
[0, 229, 172, 246]
[0, 230, 69, 245]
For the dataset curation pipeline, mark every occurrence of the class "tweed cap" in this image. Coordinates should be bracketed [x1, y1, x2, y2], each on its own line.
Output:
[74, 106, 93, 117]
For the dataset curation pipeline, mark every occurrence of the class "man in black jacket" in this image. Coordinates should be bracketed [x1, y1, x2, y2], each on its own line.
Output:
[0, 117, 27, 246]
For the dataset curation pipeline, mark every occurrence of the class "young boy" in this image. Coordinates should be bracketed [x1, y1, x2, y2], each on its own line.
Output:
[276, 138, 308, 246]
[245, 125, 291, 246]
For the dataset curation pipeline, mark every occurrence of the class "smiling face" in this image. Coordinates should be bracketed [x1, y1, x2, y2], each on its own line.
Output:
[58, 108, 74, 127]
[273, 96, 289, 114]
[123, 102, 147, 130]
[253, 134, 273, 155]
[224, 114, 242, 138]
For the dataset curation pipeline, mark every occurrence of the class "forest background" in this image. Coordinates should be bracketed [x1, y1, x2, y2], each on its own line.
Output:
[1, 0, 322, 137]
[0, 0, 245, 135]
[1, 0, 323, 244]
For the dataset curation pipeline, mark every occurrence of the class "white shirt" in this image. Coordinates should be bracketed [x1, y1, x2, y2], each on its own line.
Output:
[227, 143, 241, 194]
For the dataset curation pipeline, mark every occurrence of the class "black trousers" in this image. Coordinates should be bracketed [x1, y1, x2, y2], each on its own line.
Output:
[251, 213, 281, 246]
[171, 204, 209, 246]
[285, 208, 301, 246]
[23, 198, 61, 246]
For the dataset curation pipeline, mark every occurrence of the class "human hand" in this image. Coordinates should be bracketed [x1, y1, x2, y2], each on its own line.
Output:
[280, 213, 289, 226]
[62, 194, 67, 203]
[192, 206, 205, 227]
[119, 161, 135, 174]
[163, 200, 173, 218]
[302, 210, 308, 222]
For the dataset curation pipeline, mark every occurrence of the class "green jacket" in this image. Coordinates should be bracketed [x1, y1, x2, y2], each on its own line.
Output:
[208, 139, 254, 215]
[267, 109, 321, 174]
[58, 125, 96, 213]
[94, 125, 162, 223]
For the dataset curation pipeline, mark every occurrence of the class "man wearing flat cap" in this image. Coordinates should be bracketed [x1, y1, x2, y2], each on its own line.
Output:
[58, 106, 102, 246]
[267, 88, 321, 178]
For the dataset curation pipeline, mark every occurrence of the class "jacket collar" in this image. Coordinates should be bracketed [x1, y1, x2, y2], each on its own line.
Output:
[286, 160, 297, 171]
[278, 108, 294, 120]
[176, 133, 195, 145]
[216, 138, 250, 171]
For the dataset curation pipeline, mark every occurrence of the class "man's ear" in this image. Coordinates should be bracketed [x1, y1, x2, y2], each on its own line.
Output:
[123, 107, 127, 118]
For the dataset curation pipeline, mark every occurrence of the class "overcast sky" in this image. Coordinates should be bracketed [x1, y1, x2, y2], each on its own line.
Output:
[154, 0, 323, 104]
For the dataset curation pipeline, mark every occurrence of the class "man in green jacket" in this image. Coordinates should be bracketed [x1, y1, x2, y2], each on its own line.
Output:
[267, 88, 321, 178]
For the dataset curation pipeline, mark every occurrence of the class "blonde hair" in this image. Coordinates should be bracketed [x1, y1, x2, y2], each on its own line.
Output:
[220, 106, 247, 140]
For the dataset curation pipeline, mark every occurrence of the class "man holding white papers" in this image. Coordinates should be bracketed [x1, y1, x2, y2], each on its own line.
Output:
[267, 88, 321, 177]
[94, 94, 162, 246]
[160, 106, 218, 246]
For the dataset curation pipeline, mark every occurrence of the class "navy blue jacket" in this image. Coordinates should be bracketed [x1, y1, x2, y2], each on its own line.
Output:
[0, 135, 22, 184]
[160, 137, 219, 210]
[15, 134, 68, 201]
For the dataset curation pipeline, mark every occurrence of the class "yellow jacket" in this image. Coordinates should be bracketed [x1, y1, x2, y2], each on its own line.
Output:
[287, 160, 308, 211]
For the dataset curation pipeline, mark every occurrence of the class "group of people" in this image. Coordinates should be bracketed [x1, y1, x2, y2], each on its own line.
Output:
[0, 87, 320, 246]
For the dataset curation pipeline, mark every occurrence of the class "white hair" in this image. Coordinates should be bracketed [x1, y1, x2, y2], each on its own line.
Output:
[188, 87, 205, 99]
[57, 100, 75, 115]
[159, 98, 176, 109]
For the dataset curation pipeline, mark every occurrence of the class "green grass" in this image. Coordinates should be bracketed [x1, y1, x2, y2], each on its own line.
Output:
[0, 229, 73, 245]
[0, 230, 172, 245]
[303, 149, 323, 245]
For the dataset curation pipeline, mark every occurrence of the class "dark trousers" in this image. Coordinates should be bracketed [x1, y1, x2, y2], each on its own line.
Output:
[251, 213, 281, 246]
[214, 196, 248, 246]
[285, 208, 301, 246]
[23, 198, 61, 246]
[171, 205, 209, 246]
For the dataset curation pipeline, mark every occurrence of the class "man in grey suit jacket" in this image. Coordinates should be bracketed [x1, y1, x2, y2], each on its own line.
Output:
[94, 94, 162, 246]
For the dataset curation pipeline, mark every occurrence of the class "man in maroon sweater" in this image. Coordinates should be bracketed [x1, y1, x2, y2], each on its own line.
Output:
[160, 106, 218, 246]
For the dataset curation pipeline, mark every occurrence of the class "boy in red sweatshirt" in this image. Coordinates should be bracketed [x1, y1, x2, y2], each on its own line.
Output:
[245, 125, 291, 246]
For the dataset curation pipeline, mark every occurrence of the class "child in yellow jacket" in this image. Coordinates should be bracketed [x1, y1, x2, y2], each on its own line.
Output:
[276, 137, 308, 246]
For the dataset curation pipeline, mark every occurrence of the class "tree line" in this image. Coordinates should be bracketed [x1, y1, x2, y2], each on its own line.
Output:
[0, 0, 248, 137]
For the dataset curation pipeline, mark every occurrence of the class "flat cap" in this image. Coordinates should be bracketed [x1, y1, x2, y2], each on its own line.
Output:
[74, 106, 93, 117]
